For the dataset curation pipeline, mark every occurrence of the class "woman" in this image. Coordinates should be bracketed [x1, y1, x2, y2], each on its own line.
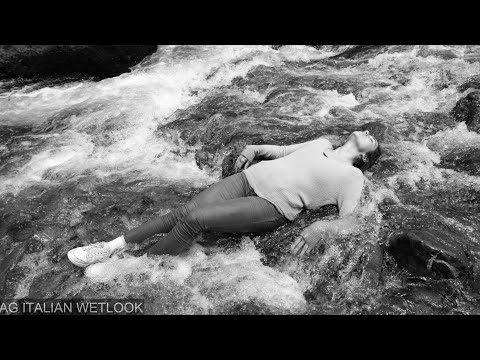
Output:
[68, 129, 381, 267]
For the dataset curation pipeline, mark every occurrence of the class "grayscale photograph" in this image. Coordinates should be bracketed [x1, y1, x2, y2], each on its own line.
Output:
[1, 45, 480, 316]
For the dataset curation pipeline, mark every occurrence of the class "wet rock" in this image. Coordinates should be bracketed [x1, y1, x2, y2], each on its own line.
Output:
[387, 229, 475, 279]
[438, 148, 480, 176]
[358, 242, 383, 287]
[457, 75, 480, 93]
[24, 236, 44, 254]
[450, 90, 480, 133]
[416, 46, 462, 60]
[28, 263, 83, 299]
[389, 73, 410, 86]
[0, 45, 158, 81]
[219, 301, 275, 315]
[464, 46, 480, 64]
[330, 45, 390, 60]
[373, 278, 463, 314]
[379, 200, 480, 281]
[0, 243, 26, 298]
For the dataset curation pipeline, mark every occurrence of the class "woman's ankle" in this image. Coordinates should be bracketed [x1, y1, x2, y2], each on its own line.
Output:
[107, 235, 127, 252]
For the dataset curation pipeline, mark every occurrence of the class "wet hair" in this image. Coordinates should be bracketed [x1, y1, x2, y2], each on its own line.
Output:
[353, 143, 382, 172]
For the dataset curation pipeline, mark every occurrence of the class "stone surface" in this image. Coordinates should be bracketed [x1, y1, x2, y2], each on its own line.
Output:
[387, 228, 474, 279]
[416, 45, 462, 60]
[0, 243, 26, 298]
[450, 90, 480, 133]
[0, 45, 158, 80]
[438, 148, 480, 176]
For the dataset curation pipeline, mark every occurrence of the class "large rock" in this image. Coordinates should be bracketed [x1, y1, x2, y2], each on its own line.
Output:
[387, 229, 474, 279]
[450, 90, 480, 133]
[416, 45, 463, 60]
[0, 45, 158, 80]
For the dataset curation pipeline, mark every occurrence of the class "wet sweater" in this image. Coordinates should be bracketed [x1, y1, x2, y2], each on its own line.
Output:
[242, 138, 365, 221]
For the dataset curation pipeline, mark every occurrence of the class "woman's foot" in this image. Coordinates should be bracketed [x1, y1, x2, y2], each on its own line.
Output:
[68, 235, 127, 267]
[67, 242, 114, 267]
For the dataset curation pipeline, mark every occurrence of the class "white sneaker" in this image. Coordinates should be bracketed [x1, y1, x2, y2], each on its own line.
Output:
[67, 242, 113, 268]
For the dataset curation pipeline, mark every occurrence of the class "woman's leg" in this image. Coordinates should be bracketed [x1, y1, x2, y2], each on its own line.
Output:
[123, 171, 255, 244]
[147, 195, 288, 255]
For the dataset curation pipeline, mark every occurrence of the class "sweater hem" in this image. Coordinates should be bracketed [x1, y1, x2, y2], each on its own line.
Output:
[244, 170, 295, 221]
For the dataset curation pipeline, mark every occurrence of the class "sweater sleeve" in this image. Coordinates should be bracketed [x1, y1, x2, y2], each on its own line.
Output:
[241, 138, 329, 162]
[337, 173, 364, 217]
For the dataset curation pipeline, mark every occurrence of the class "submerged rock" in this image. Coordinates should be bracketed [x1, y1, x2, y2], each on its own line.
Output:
[450, 90, 480, 133]
[0, 45, 158, 81]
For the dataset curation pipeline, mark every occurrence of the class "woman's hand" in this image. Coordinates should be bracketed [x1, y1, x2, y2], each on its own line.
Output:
[235, 154, 251, 171]
[235, 145, 255, 171]
[290, 224, 325, 257]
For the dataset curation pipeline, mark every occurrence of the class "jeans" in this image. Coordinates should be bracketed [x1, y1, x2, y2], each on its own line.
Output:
[123, 172, 289, 255]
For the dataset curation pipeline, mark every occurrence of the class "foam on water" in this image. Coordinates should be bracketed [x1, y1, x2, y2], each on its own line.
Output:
[0, 46, 295, 196]
[427, 122, 480, 155]
[82, 238, 307, 314]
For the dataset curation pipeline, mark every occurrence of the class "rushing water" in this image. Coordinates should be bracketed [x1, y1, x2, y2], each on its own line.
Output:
[1, 45, 480, 314]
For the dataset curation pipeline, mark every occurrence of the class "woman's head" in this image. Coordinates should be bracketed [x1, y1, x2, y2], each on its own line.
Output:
[348, 130, 382, 171]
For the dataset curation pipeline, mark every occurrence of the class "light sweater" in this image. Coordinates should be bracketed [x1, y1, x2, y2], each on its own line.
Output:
[242, 138, 365, 221]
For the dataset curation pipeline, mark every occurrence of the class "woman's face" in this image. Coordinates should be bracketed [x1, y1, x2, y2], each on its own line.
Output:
[349, 130, 378, 153]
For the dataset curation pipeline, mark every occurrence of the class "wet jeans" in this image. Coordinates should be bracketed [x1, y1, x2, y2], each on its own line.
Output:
[123, 171, 289, 255]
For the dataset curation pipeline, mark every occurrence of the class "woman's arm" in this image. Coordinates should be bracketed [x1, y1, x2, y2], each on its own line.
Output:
[291, 175, 364, 256]
[290, 214, 361, 256]
[235, 139, 323, 170]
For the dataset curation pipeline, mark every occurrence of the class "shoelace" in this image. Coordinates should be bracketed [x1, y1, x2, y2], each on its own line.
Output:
[85, 243, 110, 260]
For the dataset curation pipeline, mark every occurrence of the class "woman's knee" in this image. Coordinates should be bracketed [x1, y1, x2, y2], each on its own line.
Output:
[182, 208, 206, 230]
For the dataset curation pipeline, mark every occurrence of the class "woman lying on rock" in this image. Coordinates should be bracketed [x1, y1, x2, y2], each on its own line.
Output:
[68, 130, 381, 268]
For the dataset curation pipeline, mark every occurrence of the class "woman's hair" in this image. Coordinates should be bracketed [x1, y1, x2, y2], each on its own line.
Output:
[353, 144, 382, 172]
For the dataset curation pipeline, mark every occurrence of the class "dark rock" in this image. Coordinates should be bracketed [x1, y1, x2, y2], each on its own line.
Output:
[464, 46, 480, 64]
[24, 237, 44, 254]
[330, 45, 390, 60]
[0, 45, 158, 81]
[416, 46, 462, 60]
[450, 90, 480, 133]
[438, 148, 480, 176]
[28, 263, 83, 299]
[0, 243, 26, 298]
[389, 73, 409, 86]
[373, 278, 463, 314]
[387, 229, 475, 279]
[358, 242, 383, 287]
[219, 301, 275, 315]
[458, 75, 480, 93]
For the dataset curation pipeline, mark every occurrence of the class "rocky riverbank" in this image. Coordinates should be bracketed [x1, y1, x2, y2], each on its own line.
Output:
[0, 45, 158, 83]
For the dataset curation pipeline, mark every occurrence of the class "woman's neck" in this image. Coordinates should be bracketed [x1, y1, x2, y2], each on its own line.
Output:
[325, 142, 360, 166]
